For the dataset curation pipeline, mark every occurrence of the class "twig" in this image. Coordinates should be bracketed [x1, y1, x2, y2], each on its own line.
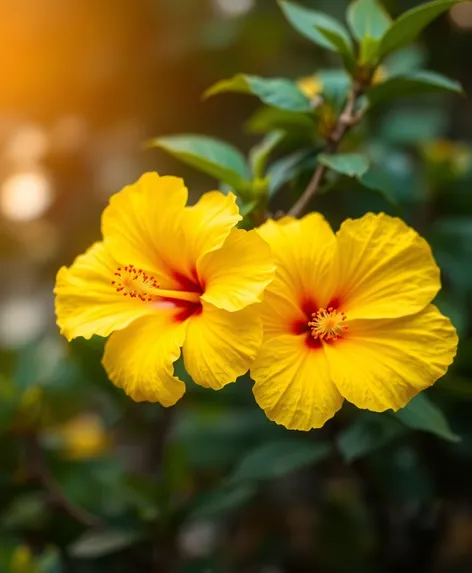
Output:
[25, 433, 104, 529]
[288, 82, 364, 217]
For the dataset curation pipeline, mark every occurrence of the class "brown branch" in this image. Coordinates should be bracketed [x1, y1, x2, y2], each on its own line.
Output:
[25, 433, 104, 529]
[288, 82, 365, 217]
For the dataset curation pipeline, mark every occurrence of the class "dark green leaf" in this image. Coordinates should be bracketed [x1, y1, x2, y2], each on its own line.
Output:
[359, 164, 401, 206]
[69, 530, 143, 559]
[278, 0, 352, 53]
[230, 439, 331, 482]
[317, 69, 351, 110]
[318, 152, 370, 177]
[38, 548, 62, 573]
[204, 74, 311, 112]
[246, 106, 316, 136]
[314, 26, 355, 66]
[383, 45, 427, 76]
[347, 0, 392, 41]
[267, 149, 315, 198]
[379, 109, 447, 144]
[189, 483, 256, 520]
[2, 493, 48, 530]
[337, 413, 406, 461]
[377, 0, 463, 60]
[147, 135, 250, 190]
[435, 292, 469, 337]
[395, 393, 460, 442]
[367, 71, 463, 107]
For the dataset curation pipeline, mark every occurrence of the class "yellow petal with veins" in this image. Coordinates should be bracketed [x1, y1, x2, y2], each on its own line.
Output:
[325, 305, 458, 411]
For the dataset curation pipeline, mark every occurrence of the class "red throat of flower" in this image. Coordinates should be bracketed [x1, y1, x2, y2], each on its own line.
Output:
[308, 307, 348, 341]
[111, 264, 201, 305]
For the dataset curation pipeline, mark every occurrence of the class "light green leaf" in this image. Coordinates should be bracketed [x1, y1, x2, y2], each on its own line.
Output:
[377, 0, 463, 60]
[318, 152, 370, 177]
[204, 74, 311, 112]
[147, 135, 250, 190]
[360, 36, 381, 64]
[347, 0, 392, 41]
[337, 413, 406, 462]
[249, 131, 285, 179]
[69, 530, 143, 559]
[231, 440, 331, 482]
[189, 483, 256, 520]
[278, 0, 353, 53]
[394, 393, 460, 442]
[367, 71, 463, 107]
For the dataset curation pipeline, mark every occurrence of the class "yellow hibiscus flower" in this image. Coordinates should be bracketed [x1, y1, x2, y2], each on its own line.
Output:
[55, 172, 275, 405]
[251, 212, 458, 431]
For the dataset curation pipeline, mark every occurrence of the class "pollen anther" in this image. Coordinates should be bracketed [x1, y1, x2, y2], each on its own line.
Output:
[111, 264, 160, 302]
[308, 307, 348, 341]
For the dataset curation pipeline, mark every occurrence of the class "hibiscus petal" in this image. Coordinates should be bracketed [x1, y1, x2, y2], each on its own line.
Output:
[324, 304, 458, 412]
[102, 313, 187, 405]
[101, 172, 188, 284]
[183, 191, 242, 268]
[199, 229, 275, 312]
[251, 334, 344, 431]
[183, 303, 262, 390]
[256, 213, 337, 337]
[334, 213, 440, 319]
[54, 242, 155, 341]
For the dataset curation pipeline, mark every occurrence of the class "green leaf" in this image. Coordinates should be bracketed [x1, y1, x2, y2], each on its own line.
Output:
[3, 493, 48, 530]
[383, 45, 427, 76]
[315, 25, 356, 67]
[318, 152, 370, 178]
[359, 164, 401, 206]
[204, 74, 311, 112]
[377, 0, 463, 60]
[278, 0, 353, 53]
[246, 106, 316, 136]
[347, 0, 392, 41]
[394, 393, 460, 442]
[147, 135, 250, 190]
[267, 149, 315, 198]
[69, 530, 143, 559]
[249, 131, 285, 179]
[230, 439, 331, 482]
[189, 483, 256, 520]
[367, 71, 463, 107]
[379, 109, 447, 144]
[337, 413, 406, 462]
[317, 69, 352, 110]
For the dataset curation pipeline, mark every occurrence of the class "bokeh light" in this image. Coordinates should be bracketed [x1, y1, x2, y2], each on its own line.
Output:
[450, 3, 472, 30]
[213, 0, 255, 18]
[1, 170, 53, 222]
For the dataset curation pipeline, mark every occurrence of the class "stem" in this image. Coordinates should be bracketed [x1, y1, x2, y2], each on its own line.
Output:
[288, 82, 364, 217]
[25, 433, 104, 529]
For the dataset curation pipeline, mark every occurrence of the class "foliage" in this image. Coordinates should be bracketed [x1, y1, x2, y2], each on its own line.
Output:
[1, 0, 472, 572]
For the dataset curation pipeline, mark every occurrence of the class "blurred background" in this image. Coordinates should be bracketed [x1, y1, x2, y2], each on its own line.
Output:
[0, 0, 472, 571]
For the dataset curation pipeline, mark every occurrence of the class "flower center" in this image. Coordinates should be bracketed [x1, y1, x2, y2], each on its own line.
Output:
[308, 307, 348, 341]
[112, 265, 160, 301]
[111, 264, 201, 304]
